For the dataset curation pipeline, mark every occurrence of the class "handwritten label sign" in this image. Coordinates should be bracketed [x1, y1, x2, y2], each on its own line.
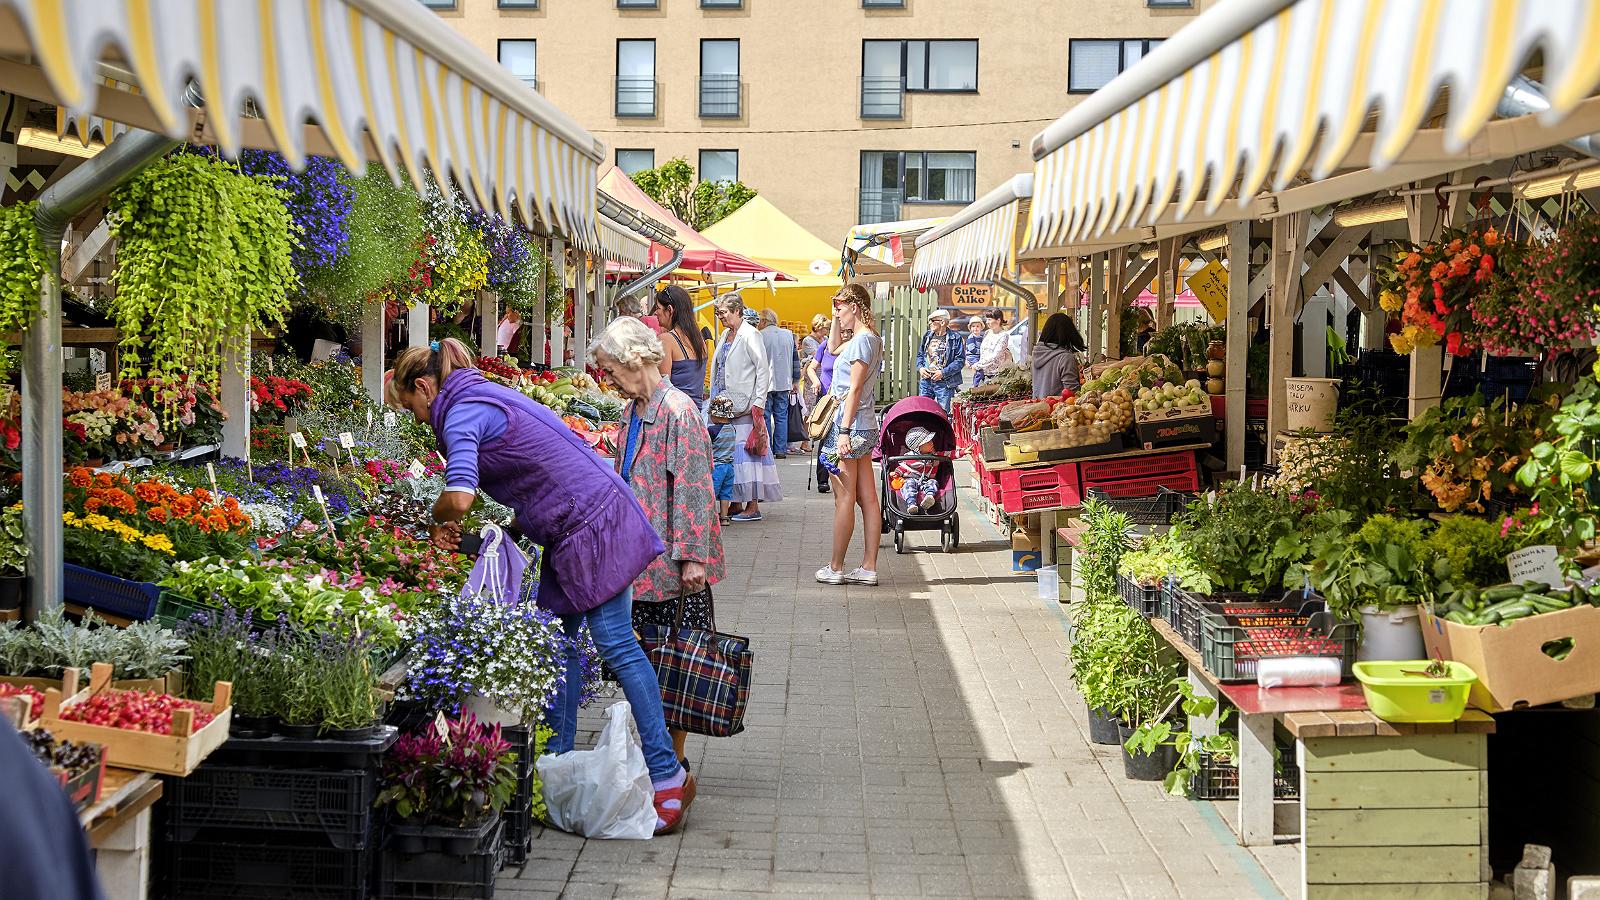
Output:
[338, 432, 355, 450]
[290, 431, 307, 448]
[1507, 545, 1564, 588]
[205, 463, 219, 499]
[408, 458, 426, 479]
[383, 411, 397, 429]
[95, 372, 113, 392]
[1187, 259, 1229, 323]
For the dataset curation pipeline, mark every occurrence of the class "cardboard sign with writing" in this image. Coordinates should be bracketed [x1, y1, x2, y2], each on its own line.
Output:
[1187, 260, 1230, 323]
[384, 411, 398, 429]
[1507, 545, 1564, 587]
[408, 458, 426, 479]
[338, 432, 356, 450]
[95, 372, 113, 392]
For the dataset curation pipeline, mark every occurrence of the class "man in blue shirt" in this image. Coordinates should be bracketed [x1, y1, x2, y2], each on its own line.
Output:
[915, 309, 965, 413]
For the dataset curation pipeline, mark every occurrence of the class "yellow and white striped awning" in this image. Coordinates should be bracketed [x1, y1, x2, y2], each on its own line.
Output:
[840, 217, 945, 283]
[0, 0, 605, 248]
[597, 214, 652, 272]
[911, 174, 1031, 289]
[1025, 0, 1600, 252]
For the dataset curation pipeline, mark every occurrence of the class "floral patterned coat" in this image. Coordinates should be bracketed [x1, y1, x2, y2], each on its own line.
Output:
[615, 380, 725, 604]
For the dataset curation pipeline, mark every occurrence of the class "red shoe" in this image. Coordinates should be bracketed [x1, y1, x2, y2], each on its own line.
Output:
[653, 771, 697, 835]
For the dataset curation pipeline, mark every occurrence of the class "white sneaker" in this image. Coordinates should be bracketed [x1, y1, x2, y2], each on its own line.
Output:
[816, 566, 845, 584]
[843, 567, 878, 585]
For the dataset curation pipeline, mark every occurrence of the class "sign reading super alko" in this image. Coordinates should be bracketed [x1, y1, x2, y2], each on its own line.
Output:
[951, 284, 993, 307]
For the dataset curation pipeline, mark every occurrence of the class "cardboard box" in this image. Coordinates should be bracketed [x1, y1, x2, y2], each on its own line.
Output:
[1011, 528, 1039, 551]
[1420, 604, 1600, 711]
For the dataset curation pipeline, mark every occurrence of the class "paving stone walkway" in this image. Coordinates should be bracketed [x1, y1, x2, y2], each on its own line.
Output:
[499, 456, 1289, 899]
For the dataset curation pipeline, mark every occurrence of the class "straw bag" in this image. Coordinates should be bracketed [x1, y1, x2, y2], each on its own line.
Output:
[804, 393, 839, 442]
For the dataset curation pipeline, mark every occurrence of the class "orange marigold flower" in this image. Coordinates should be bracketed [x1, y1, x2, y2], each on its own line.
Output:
[171, 497, 196, 518]
[192, 488, 213, 504]
[145, 507, 169, 524]
[68, 469, 93, 487]
[84, 498, 102, 513]
[134, 482, 163, 504]
[94, 473, 114, 489]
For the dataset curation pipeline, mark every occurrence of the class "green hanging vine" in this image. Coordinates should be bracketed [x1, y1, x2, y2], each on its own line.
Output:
[107, 153, 300, 385]
[0, 201, 45, 378]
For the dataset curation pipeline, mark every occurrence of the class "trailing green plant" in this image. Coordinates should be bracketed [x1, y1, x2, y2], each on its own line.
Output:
[1123, 678, 1239, 797]
[528, 724, 552, 824]
[0, 201, 44, 378]
[1174, 483, 1305, 593]
[1514, 376, 1600, 549]
[107, 152, 299, 389]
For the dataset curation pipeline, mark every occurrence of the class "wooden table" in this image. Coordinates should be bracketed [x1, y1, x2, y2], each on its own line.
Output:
[81, 767, 163, 900]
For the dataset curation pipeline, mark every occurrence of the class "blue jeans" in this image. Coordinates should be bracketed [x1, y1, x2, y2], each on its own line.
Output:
[919, 378, 956, 413]
[547, 586, 679, 782]
[765, 390, 790, 453]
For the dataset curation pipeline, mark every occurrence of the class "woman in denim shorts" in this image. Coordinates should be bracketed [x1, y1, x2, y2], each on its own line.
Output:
[817, 284, 884, 586]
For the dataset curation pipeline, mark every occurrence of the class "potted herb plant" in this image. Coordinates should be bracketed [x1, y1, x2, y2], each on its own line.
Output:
[1302, 511, 1434, 661]
[179, 607, 292, 738]
[0, 503, 26, 610]
[376, 713, 517, 855]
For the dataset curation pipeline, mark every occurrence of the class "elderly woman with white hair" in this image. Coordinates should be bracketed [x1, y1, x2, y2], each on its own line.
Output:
[590, 317, 725, 777]
[709, 292, 782, 521]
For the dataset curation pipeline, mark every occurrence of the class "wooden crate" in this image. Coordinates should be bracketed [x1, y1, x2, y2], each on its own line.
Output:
[1300, 732, 1489, 899]
[39, 663, 233, 777]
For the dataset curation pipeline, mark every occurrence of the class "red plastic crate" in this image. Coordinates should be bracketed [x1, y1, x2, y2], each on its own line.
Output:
[1083, 471, 1199, 499]
[998, 462, 1081, 513]
[1080, 449, 1199, 498]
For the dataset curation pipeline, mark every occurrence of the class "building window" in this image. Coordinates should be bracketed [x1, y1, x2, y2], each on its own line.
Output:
[617, 149, 655, 175]
[862, 0, 905, 6]
[862, 39, 978, 93]
[419, 0, 456, 8]
[617, 0, 657, 7]
[701, 0, 742, 6]
[699, 39, 741, 118]
[1068, 39, 1163, 93]
[497, 40, 537, 91]
[615, 40, 656, 117]
[699, 150, 738, 184]
[859, 150, 975, 223]
[1146, 0, 1192, 6]
[497, 0, 539, 7]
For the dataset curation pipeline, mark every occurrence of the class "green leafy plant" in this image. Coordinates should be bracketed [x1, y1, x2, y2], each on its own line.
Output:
[107, 153, 299, 389]
[1515, 376, 1600, 548]
[1274, 407, 1413, 519]
[629, 156, 756, 230]
[1301, 511, 1435, 619]
[0, 503, 26, 575]
[1425, 516, 1511, 590]
[0, 201, 44, 378]
[1394, 388, 1561, 513]
[1118, 527, 1212, 593]
[1123, 679, 1240, 797]
[1175, 483, 1305, 593]
[1069, 600, 1180, 727]
[0, 607, 184, 680]
[1077, 497, 1131, 603]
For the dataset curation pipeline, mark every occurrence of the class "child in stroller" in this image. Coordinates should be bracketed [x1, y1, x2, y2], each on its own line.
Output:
[889, 427, 946, 512]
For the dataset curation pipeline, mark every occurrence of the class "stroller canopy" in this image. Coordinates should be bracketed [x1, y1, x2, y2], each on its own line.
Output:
[877, 396, 956, 460]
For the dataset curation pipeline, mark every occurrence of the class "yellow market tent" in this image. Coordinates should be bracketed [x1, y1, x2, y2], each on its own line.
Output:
[702, 195, 841, 333]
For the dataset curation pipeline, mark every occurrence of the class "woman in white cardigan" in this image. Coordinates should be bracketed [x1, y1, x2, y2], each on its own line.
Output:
[709, 293, 783, 520]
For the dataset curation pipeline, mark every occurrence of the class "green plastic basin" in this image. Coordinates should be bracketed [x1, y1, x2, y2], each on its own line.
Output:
[1352, 660, 1477, 723]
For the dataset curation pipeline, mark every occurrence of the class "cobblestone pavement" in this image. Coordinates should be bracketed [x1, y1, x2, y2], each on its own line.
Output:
[499, 456, 1289, 899]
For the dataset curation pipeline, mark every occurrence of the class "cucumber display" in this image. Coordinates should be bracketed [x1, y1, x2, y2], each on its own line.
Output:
[1442, 578, 1598, 627]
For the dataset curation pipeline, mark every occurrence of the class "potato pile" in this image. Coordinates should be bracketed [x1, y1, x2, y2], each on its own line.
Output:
[1048, 387, 1135, 447]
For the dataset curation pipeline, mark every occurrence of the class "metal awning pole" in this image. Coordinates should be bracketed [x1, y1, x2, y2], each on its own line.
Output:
[26, 128, 179, 620]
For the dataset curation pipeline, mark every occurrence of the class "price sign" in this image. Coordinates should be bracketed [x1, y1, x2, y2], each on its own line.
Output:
[383, 411, 397, 429]
[1187, 260, 1230, 323]
[366, 409, 373, 429]
[290, 431, 307, 448]
[408, 458, 426, 479]
[338, 432, 356, 450]
[312, 484, 337, 535]
[95, 372, 113, 392]
[205, 462, 220, 500]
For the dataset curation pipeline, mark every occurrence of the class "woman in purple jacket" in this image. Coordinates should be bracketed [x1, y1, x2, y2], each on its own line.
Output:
[388, 338, 694, 835]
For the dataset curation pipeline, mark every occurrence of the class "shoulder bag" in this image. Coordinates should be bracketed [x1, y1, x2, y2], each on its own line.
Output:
[636, 588, 753, 738]
[804, 392, 839, 442]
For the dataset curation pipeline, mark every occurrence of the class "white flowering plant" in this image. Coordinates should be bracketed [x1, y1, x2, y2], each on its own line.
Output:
[402, 591, 570, 722]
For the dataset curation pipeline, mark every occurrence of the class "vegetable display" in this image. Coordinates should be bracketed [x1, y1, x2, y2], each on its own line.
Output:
[1434, 580, 1600, 628]
[59, 689, 217, 734]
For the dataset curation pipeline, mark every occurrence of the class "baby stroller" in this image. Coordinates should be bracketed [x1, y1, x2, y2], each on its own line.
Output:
[876, 396, 959, 554]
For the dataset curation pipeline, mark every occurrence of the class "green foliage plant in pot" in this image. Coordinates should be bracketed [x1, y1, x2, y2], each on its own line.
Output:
[377, 713, 518, 853]
[0, 503, 27, 610]
[1301, 511, 1434, 661]
[1514, 376, 1600, 552]
[1125, 679, 1239, 795]
[107, 152, 300, 401]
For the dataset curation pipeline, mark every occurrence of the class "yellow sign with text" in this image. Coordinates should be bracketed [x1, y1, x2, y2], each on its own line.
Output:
[951, 283, 993, 308]
[1187, 260, 1229, 323]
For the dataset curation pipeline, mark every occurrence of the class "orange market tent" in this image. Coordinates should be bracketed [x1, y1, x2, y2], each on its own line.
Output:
[702, 195, 840, 333]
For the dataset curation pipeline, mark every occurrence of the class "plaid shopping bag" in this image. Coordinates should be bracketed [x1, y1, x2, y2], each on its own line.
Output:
[636, 588, 752, 738]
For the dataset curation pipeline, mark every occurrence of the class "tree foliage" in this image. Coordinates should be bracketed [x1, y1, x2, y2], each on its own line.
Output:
[629, 157, 756, 231]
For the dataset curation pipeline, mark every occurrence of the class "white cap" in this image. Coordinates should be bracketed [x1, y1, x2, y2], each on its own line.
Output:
[905, 427, 936, 450]
[928, 308, 951, 321]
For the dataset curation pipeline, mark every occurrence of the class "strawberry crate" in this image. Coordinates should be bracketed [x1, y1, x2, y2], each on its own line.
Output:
[998, 462, 1081, 514]
[1201, 606, 1357, 683]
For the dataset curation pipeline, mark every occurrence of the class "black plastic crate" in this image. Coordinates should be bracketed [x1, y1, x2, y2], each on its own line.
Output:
[501, 725, 537, 866]
[1087, 487, 1194, 526]
[1190, 749, 1300, 800]
[207, 726, 399, 771]
[1117, 574, 1161, 617]
[158, 836, 373, 900]
[1163, 585, 1275, 649]
[380, 820, 504, 900]
[164, 765, 377, 850]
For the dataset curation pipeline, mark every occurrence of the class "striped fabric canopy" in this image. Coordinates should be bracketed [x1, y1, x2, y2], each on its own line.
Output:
[911, 174, 1030, 289]
[597, 213, 652, 272]
[0, 0, 605, 248]
[1025, 0, 1600, 252]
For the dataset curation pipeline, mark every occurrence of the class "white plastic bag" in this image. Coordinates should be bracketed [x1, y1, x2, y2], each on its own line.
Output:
[535, 701, 656, 840]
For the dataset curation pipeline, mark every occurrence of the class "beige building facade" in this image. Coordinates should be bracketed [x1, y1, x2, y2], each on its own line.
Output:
[429, 0, 1208, 246]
